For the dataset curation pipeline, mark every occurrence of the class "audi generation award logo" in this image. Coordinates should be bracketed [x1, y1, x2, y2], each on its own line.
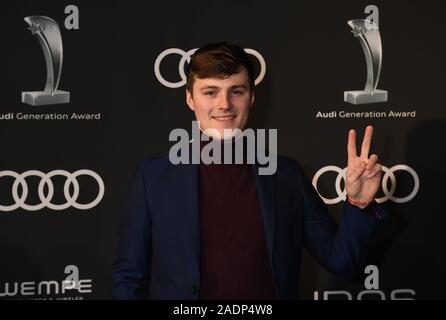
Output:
[0, 170, 105, 211]
[22, 16, 70, 106]
[344, 18, 388, 105]
[154, 48, 266, 88]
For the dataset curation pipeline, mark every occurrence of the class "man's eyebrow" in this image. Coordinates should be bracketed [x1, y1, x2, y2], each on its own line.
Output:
[200, 85, 219, 91]
[199, 84, 249, 91]
[230, 85, 249, 90]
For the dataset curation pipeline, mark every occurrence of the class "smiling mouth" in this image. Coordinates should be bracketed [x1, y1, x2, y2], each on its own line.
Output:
[212, 115, 237, 121]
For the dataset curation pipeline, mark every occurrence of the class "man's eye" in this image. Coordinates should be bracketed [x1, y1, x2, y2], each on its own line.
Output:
[204, 91, 216, 96]
[232, 90, 244, 95]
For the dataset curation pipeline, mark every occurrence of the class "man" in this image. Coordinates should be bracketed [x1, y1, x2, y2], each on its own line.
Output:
[112, 42, 387, 300]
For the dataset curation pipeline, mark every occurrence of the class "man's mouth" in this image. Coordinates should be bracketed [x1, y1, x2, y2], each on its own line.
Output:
[211, 115, 237, 121]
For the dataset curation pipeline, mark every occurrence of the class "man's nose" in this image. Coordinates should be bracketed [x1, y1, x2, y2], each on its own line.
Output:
[218, 93, 231, 110]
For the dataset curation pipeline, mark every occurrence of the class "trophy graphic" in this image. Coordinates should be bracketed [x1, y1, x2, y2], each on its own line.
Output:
[344, 19, 387, 105]
[22, 16, 70, 106]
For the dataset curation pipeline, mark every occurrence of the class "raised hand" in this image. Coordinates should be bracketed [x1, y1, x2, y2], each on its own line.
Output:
[346, 125, 382, 209]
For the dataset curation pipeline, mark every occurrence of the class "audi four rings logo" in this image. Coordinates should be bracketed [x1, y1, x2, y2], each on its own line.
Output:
[154, 48, 267, 88]
[0, 170, 105, 211]
[312, 165, 420, 204]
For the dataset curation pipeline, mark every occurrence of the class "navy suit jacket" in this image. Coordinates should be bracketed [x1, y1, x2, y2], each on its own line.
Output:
[112, 154, 387, 300]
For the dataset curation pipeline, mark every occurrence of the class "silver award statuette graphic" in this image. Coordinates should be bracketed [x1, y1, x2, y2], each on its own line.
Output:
[344, 19, 388, 105]
[22, 16, 70, 106]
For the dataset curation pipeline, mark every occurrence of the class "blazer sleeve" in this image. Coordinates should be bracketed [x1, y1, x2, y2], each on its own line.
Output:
[295, 161, 388, 280]
[112, 162, 152, 299]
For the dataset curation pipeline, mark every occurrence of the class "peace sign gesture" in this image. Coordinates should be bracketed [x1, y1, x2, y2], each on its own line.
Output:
[346, 125, 382, 209]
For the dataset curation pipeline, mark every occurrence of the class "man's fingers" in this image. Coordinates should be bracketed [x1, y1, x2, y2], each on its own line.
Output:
[366, 154, 379, 170]
[349, 161, 366, 182]
[367, 163, 382, 178]
[360, 125, 374, 159]
[347, 129, 357, 160]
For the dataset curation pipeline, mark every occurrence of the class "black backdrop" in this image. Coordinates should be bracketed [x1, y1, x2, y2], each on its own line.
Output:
[0, 0, 445, 299]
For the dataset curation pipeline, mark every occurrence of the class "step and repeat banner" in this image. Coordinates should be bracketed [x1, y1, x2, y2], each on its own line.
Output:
[0, 0, 444, 300]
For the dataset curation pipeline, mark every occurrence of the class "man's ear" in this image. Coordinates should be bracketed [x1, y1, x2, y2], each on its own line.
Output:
[186, 89, 195, 111]
[250, 91, 255, 108]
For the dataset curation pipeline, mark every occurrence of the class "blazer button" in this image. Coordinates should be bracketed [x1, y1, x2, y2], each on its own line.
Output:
[192, 285, 198, 294]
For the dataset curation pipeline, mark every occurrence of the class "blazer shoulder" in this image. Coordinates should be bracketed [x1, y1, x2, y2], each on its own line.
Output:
[139, 155, 172, 172]
[274, 154, 310, 189]
[137, 154, 188, 185]
[276, 154, 304, 174]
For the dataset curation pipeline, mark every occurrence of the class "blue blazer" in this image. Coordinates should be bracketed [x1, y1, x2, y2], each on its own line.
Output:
[112, 154, 387, 300]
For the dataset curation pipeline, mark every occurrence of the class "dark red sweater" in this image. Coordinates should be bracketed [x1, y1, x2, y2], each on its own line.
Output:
[197, 139, 277, 300]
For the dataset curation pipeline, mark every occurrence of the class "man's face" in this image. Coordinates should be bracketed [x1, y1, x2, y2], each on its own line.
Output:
[186, 68, 254, 139]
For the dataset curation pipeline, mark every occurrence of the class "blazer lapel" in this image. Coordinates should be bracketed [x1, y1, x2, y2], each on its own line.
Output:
[251, 164, 276, 264]
[169, 157, 200, 275]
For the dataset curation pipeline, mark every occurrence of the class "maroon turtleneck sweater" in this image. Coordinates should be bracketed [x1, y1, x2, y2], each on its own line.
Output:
[197, 138, 277, 300]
